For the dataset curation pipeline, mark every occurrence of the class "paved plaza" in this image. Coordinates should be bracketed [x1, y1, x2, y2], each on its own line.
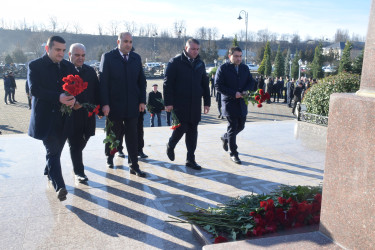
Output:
[0, 78, 327, 249]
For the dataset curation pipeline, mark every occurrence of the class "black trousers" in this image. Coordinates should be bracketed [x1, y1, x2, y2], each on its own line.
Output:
[166, 111, 171, 126]
[137, 113, 144, 152]
[168, 121, 198, 161]
[43, 134, 67, 191]
[223, 116, 246, 156]
[106, 117, 139, 167]
[4, 89, 11, 103]
[68, 132, 90, 176]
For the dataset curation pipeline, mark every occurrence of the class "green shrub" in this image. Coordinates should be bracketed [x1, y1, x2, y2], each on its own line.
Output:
[303, 72, 360, 116]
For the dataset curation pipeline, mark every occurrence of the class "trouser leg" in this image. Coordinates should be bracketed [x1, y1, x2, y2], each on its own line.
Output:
[43, 135, 66, 191]
[168, 121, 187, 149]
[137, 114, 144, 152]
[68, 133, 89, 175]
[185, 122, 198, 161]
[123, 117, 139, 167]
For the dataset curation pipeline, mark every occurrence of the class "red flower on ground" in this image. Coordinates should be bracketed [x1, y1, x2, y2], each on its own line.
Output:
[278, 197, 287, 205]
[252, 226, 266, 236]
[255, 95, 260, 101]
[265, 224, 277, 233]
[214, 236, 228, 244]
[265, 92, 271, 99]
[259, 89, 264, 95]
[257, 103, 263, 108]
[249, 211, 256, 217]
[260, 201, 267, 208]
[314, 193, 322, 203]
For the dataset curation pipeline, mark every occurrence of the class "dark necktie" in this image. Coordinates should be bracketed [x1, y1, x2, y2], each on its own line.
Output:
[123, 54, 128, 62]
[189, 58, 194, 63]
[77, 66, 82, 72]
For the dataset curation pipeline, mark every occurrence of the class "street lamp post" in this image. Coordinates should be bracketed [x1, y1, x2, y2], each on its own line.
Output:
[237, 10, 248, 64]
[289, 60, 292, 79]
[152, 32, 158, 61]
[298, 59, 302, 80]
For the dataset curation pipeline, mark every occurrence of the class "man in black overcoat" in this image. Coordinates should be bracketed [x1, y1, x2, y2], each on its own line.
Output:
[100, 32, 147, 177]
[28, 36, 76, 201]
[215, 47, 255, 164]
[68, 43, 100, 183]
[164, 38, 210, 170]
[147, 83, 164, 127]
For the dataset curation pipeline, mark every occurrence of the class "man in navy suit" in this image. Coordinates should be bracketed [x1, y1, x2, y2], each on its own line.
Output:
[100, 32, 147, 177]
[215, 47, 255, 164]
[28, 36, 76, 201]
[164, 38, 210, 170]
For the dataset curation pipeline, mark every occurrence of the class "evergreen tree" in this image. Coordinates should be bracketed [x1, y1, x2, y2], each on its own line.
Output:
[311, 43, 324, 79]
[284, 48, 291, 77]
[5, 54, 13, 64]
[258, 41, 271, 76]
[264, 54, 272, 76]
[12, 48, 27, 63]
[352, 49, 364, 74]
[273, 45, 284, 77]
[339, 41, 352, 73]
[256, 46, 265, 64]
[291, 49, 300, 79]
[232, 35, 239, 47]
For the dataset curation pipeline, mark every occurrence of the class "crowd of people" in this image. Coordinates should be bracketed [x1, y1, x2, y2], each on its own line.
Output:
[13, 31, 317, 201]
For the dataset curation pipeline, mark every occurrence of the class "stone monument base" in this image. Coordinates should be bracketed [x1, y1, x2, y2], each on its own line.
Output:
[320, 93, 375, 249]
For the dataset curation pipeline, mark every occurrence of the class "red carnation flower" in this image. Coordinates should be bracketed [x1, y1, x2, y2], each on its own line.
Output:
[249, 211, 256, 217]
[214, 236, 228, 244]
[278, 197, 286, 205]
[260, 201, 267, 208]
[93, 105, 100, 115]
[257, 103, 262, 108]
[265, 92, 271, 99]
[252, 226, 266, 236]
[110, 148, 118, 155]
[314, 193, 322, 203]
[255, 95, 260, 101]
[88, 111, 94, 117]
[259, 89, 264, 95]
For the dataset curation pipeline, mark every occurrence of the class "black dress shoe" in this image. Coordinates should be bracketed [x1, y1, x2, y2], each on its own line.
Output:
[107, 156, 114, 168]
[166, 143, 175, 161]
[221, 137, 228, 152]
[230, 155, 242, 164]
[75, 174, 88, 183]
[138, 151, 148, 158]
[129, 167, 146, 177]
[186, 160, 202, 170]
[57, 187, 68, 201]
[117, 150, 125, 158]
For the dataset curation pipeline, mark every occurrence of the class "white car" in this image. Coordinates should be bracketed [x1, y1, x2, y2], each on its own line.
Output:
[322, 65, 337, 73]
[247, 64, 259, 71]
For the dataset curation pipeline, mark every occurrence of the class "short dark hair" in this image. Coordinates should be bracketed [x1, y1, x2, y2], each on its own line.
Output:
[47, 36, 66, 48]
[186, 38, 200, 46]
[229, 47, 242, 55]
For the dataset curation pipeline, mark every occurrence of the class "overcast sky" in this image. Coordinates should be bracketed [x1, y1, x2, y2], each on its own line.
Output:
[0, 0, 371, 40]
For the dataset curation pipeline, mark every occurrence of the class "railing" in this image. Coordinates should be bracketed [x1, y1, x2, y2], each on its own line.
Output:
[296, 103, 329, 126]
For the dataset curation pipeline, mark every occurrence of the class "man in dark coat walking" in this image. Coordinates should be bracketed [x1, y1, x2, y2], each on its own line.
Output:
[147, 83, 164, 127]
[215, 46, 255, 164]
[68, 43, 100, 183]
[3, 72, 12, 104]
[292, 81, 304, 118]
[164, 38, 210, 170]
[100, 32, 147, 177]
[28, 36, 76, 201]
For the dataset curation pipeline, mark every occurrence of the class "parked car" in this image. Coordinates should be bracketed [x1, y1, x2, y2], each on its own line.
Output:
[322, 65, 337, 73]
[247, 64, 259, 71]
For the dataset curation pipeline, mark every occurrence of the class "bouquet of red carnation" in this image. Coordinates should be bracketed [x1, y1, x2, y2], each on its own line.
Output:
[155, 98, 181, 130]
[103, 118, 120, 155]
[170, 110, 181, 130]
[242, 89, 271, 108]
[61, 75, 101, 117]
[61, 75, 88, 115]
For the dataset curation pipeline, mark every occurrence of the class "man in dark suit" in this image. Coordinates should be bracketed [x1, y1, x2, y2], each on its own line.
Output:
[100, 32, 147, 177]
[164, 38, 210, 170]
[292, 81, 304, 118]
[28, 36, 76, 201]
[215, 46, 255, 164]
[68, 43, 100, 183]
